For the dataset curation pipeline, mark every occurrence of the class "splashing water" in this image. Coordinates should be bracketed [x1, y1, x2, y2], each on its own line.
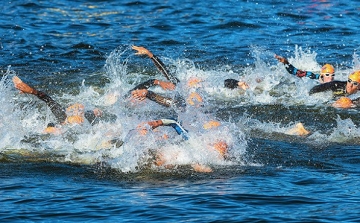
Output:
[4, 45, 359, 172]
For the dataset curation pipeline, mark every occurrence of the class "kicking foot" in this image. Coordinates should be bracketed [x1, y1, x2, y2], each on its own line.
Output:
[12, 76, 36, 94]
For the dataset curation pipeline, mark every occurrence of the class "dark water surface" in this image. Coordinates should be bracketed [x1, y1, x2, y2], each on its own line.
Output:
[1, 0, 360, 222]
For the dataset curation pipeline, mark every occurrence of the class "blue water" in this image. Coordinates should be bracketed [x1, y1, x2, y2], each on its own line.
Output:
[1, 0, 360, 222]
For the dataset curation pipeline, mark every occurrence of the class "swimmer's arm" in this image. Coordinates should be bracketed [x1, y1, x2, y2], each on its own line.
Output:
[146, 90, 173, 107]
[132, 79, 158, 90]
[285, 63, 318, 79]
[131, 79, 175, 93]
[132, 45, 179, 84]
[151, 55, 180, 84]
[275, 55, 318, 79]
[36, 91, 67, 124]
[309, 81, 346, 95]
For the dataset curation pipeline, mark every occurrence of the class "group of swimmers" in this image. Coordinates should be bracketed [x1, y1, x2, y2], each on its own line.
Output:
[274, 54, 360, 108]
[11, 45, 360, 171]
[12, 45, 232, 172]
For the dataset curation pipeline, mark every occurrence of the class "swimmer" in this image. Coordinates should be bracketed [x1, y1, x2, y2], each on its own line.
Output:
[13, 76, 114, 132]
[275, 54, 335, 83]
[224, 79, 250, 90]
[139, 118, 229, 173]
[130, 45, 186, 109]
[309, 70, 360, 106]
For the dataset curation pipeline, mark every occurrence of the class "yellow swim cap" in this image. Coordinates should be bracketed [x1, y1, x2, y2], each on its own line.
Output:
[348, 70, 360, 83]
[320, 64, 335, 75]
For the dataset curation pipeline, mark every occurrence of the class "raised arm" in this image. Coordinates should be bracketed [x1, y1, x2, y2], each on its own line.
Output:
[132, 45, 180, 84]
[13, 76, 67, 124]
[275, 54, 319, 80]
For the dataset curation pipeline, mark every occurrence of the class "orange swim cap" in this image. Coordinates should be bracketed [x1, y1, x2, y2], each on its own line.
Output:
[320, 64, 335, 75]
[66, 103, 85, 116]
[65, 103, 85, 124]
[332, 97, 354, 109]
[213, 141, 228, 157]
[186, 92, 203, 106]
[203, 120, 221, 129]
[187, 77, 203, 88]
[44, 126, 62, 134]
[348, 70, 360, 83]
[66, 115, 85, 124]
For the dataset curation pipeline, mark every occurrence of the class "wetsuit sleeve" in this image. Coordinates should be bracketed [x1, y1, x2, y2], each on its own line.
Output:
[224, 79, 239, 89]
[169, 123, 189, 140]
[285, 64, 319, 79]
[309, 81, 347, 95]
[35, 91, 67, 124]
[126, 79, 157, 98]
[151, 55, 180, 84]
[131, 79, 157, 90]
[146, 90, 173, 107]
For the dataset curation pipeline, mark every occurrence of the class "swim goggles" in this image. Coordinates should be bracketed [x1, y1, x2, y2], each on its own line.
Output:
[348, 78, 359, 86]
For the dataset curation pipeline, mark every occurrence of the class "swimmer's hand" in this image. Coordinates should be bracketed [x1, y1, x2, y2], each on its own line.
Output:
[274, 54, 289, 65]
[13, 76, 37, 94]
[131, 89, 148, 101]
[155, 80, 175, 90]
[132, 45, 153, 58]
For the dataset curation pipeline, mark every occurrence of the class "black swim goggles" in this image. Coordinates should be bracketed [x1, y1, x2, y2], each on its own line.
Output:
[322, 73, 335, 77]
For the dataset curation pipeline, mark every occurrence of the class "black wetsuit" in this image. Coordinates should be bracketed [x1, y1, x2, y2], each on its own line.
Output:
[150, 55, 179, 85]
[309, 81, 360, 105]
[309, 81, 347, 97]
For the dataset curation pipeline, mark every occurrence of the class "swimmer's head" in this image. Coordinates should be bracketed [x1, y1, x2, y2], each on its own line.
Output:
[203, 120, 221, 130]
[187, 77, 203, 88]
[320, 64, 335, 83]
[346, 70, 360, 95]
[65, 103, 85, 124]
[332, 97, 354, 109]
[186, 92, 203, 107]
[66, 103, 85, 116]
[44, 123, 61, 134]
[348, 70, 360, 83]
[213, 141, 228, 157]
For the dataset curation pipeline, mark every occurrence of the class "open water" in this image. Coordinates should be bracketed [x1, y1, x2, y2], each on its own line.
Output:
[1, 0, 360, 222]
